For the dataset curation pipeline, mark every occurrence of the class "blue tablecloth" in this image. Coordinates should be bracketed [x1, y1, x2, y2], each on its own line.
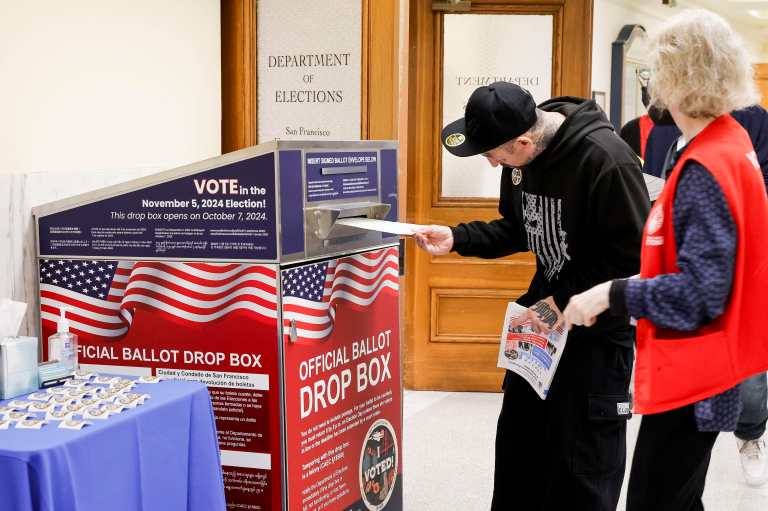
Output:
[0, 378, 226, 511]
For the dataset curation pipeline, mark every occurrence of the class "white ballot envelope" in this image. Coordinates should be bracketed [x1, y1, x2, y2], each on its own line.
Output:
[334, 217, 419, 236]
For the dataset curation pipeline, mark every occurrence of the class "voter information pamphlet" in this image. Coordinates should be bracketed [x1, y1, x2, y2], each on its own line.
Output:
[643, 173, 665, 201]
[497, 302, 569, 399]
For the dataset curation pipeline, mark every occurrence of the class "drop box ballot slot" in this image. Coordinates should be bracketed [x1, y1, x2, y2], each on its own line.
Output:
[33, 140, 403, 511]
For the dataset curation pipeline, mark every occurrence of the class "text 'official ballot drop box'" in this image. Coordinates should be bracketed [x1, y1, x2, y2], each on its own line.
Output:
[33, 140, 403, 511]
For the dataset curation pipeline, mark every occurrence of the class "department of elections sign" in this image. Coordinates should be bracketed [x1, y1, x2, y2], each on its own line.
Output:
[258, 0, 362, 141]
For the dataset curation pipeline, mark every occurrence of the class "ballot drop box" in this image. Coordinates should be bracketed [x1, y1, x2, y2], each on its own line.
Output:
[33, 141, 403, 511]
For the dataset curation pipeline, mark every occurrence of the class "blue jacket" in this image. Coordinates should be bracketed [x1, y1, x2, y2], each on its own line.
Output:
[643, 105, 768, 184]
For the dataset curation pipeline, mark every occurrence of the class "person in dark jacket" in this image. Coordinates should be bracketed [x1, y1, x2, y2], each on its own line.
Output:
[644, 104, 768, 184]
[413, 81, 650, 511]
[618, 80, 654, 160]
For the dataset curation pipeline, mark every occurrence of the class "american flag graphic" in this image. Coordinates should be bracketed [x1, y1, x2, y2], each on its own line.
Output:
[39, 259, 278, 339]
[282, 247, 399, 342]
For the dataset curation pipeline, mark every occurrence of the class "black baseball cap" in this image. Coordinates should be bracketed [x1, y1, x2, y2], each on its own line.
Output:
[441, 81, 538, 157]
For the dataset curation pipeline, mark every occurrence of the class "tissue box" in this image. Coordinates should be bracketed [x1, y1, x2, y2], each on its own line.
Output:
[0, 336, 39, 399]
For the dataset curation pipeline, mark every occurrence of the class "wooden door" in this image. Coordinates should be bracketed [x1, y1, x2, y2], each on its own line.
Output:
[756, 63, 768, 109]
[403, 0, 593, 391]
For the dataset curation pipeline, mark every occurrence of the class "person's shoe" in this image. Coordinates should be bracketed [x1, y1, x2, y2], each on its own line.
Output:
[737, 436, 768, 487]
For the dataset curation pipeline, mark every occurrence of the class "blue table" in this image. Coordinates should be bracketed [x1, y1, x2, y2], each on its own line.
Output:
[0, 378, 226, 511]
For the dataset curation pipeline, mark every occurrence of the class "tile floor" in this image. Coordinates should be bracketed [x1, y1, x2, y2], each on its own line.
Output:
[402, 391, 768, 510]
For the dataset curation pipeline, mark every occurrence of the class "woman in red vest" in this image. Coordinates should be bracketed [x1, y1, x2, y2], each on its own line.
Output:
[563, 9, 768, 511]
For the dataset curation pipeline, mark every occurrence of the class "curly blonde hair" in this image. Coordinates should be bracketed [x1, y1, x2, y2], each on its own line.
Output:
[648, 9, 759, 118]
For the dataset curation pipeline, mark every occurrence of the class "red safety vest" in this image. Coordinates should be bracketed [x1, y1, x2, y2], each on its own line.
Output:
[634, 114, 768, 415]
[638, 114, 654, 159]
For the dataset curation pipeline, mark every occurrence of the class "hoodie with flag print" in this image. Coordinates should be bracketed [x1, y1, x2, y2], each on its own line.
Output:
[451, 97, 650, 342]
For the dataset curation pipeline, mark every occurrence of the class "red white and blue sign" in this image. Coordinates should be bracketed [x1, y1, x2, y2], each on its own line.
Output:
[282, 247, 402, 511]
[38, 153, 277, 260]
[39, 257, 284, 511]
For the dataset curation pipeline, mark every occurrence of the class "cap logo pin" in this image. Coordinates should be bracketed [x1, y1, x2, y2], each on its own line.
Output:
[511, 168, 523, 185]
[444, 133, 465, 147]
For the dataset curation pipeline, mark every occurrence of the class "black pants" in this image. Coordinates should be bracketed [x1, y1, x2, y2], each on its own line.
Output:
[627, 405, 719, 511]
[491, 333, 633, 511]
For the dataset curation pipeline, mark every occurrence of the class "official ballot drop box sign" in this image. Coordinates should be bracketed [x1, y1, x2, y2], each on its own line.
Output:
[33, 141, 403, 511]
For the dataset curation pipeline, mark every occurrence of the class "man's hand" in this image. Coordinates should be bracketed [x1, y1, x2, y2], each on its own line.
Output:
[562, 281, 611, 329]
[413, 225, 454, 255]
[509, 296, 563, 334]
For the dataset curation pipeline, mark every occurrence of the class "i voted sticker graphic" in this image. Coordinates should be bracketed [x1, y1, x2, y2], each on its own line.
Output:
[359, 419, 398, 511]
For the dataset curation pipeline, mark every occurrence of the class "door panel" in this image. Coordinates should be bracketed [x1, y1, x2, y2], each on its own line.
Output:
[404, 0, 593, 391]
[440, 12, 555, 198]
[431, 288, 529, 343]
[757, 63, 768, 109]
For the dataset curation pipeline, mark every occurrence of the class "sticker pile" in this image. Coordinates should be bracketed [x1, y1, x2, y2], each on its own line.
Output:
[0, 372, 160, 430]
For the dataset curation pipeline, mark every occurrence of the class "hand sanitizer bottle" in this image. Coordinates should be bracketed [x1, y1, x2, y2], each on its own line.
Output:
[48, 307, 79, 372]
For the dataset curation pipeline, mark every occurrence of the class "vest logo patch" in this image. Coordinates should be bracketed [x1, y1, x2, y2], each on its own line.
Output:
[646, 236, 664, 246]
[746, 150, 760, 170]
[617, 402, 631, 416]
[647, 206, 664, 234]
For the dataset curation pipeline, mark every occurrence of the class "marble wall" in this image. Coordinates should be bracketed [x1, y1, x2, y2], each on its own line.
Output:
[0, 169, 158, 337]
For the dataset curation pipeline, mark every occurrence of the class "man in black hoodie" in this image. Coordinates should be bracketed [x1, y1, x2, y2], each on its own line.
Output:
[414, 82, 649, 510]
